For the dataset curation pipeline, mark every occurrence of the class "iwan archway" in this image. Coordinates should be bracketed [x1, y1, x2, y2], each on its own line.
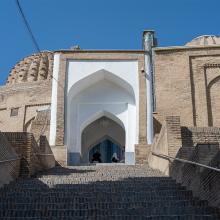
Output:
[81, 116, 125, 163]
[66, 67, 137, 165]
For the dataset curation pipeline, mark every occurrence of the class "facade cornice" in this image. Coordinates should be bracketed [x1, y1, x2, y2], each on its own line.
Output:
[54, 49, 145, 53]
[154, 45, 220, 52]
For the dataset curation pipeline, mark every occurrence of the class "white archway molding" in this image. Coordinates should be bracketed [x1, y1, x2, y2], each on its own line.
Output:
[76, 108, 128, 156]
[67, 60, 139, 103]
[68, 69, 136, 104]
[66, 67, 137, 165]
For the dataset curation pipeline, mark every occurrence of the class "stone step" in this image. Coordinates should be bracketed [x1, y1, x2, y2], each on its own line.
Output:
[1, 215, 218, 220]
[0, 207, 218, 217]
[2, 186, 186, 192]
[0, 200, 208, 209]
[0, 165, 218, 219]
[0, 191, 194, 198]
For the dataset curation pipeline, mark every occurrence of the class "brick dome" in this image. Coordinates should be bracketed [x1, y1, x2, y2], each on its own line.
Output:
[6, 51, 54, 85]
[186, 35, 220, 46]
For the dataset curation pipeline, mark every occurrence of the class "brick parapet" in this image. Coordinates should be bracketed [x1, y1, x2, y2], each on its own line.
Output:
[149, 115, 220, 209]
[2, 132, 55, 177]
[149, 116, 181, 174]
[0, 132, 20, 187]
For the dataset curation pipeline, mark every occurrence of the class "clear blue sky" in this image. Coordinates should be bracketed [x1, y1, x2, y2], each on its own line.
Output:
[0, 0, 220, 85]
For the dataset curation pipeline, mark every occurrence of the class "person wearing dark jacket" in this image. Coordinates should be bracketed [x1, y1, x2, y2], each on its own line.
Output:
[92, 151, 102, 163]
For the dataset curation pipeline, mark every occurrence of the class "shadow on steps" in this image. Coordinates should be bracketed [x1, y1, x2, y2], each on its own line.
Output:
[0, 165, 219, 219]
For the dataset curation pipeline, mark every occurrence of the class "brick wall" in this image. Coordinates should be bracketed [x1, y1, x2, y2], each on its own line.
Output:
[154, 47, 220, 128]
[149, 115, 220, 209]
[148, 121, 169, 174]
[38, 136, 56, 169]
[3, 132, 39, 176]
[3, 132, 55, 177]
[149, 116, 182, 175]
[171, 127, 220, 209]
[0, 132, 20, 187]
[0, 81, 51, 133]
[170, 144, 220, 209]
[30, 109, 51, 142]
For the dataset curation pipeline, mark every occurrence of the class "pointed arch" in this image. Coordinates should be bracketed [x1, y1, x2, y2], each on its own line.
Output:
[68, 69, 136, 103]
[80, 110, 125, 134]
[207, 75, 220, 126]
[80, 115, 125, 163]
[88, 135, 124, 152]
[66, 67, 137, 165]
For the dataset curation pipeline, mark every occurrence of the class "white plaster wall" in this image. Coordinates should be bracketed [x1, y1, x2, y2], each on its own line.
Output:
[67, 80, 133, 151]
[67, 60, 139, 101]
[66, 60, 139, 164]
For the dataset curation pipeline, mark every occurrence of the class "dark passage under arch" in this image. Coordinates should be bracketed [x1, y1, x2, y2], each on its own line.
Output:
[89, 139, 124, 163]
[81, 116, 125, 163]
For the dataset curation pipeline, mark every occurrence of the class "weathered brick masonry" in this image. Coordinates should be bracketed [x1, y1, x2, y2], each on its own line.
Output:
[153, 46, 220, 128]
[0, 132, 19, 187]
[149, 116, 220, 209]
[2, 132, 55, 176]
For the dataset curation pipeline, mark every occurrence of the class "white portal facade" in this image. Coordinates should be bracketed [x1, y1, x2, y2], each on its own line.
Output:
[50, 58, 141, 165]
[49, 31, 154, 165]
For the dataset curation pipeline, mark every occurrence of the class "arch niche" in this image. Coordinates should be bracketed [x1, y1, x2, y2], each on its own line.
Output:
[81, 115, 125, 163]
[207, 75, 220, 126]
[66, 69, 137, 165]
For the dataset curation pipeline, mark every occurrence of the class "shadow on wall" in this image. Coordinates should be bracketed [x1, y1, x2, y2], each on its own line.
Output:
[153, 117, 162, 136]
[0, 132, 20, 188]
[149, 117, 220, 210]
[169, 143, 220, 210]
[1, 132, 56, 179]
[38, 136, 57, 170]
[0, 108, 55, 187]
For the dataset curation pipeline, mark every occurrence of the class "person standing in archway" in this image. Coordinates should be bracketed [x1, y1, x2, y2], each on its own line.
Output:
[92, 151, 102, 163]
[111, 153, 119, 163]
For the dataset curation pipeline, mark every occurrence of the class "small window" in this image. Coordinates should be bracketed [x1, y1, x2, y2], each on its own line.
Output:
[10, 108, 19, 117]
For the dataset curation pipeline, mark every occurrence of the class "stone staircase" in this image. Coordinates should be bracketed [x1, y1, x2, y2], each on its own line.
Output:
[0, 165, 219, 219]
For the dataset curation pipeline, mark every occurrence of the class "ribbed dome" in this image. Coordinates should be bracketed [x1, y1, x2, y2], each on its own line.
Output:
[6, 51, 54, 85]
[186, 35, 220, 46]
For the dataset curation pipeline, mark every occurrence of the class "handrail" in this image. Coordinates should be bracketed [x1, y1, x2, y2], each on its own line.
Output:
[151, 151, 220, 172]
[0, 157, 20, 164]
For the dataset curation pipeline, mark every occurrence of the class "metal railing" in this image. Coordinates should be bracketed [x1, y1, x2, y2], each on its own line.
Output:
[0, 157, 20, 164]
[151, 151, 220, 172]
